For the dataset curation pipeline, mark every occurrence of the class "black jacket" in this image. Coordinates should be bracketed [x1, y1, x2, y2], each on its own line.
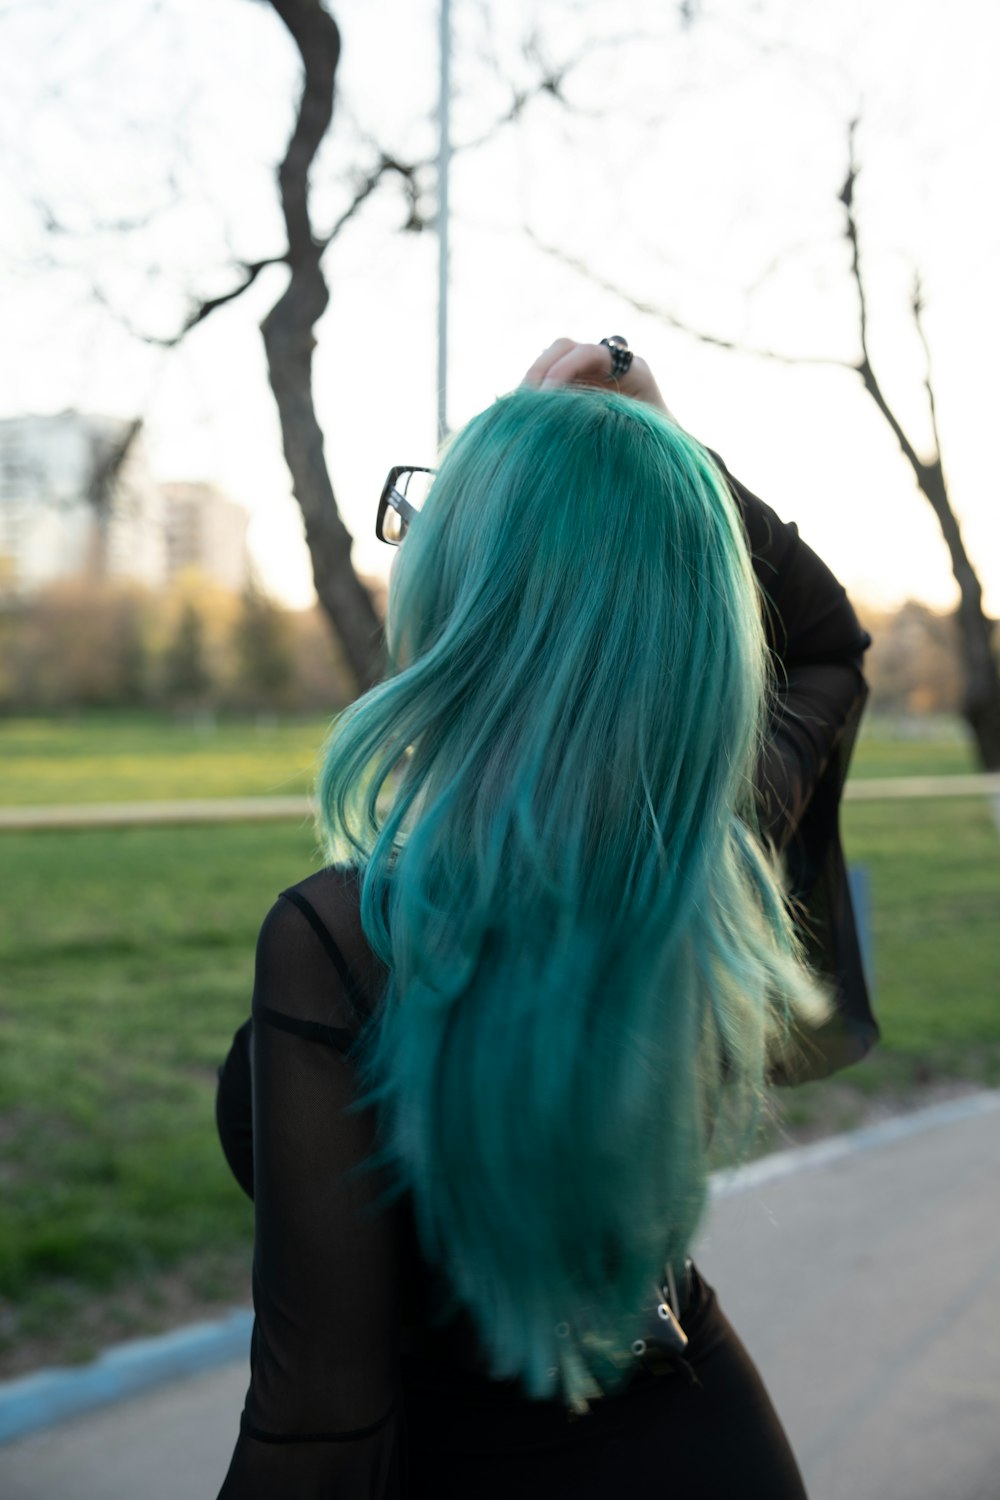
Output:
[714, 453, 878, 1079]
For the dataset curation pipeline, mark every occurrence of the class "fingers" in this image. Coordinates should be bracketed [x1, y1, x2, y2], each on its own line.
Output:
[520, 337, 579, 388]
[539, 341, 618, 391]
[520, 338, 612, 390]
[520, 337, 672, 417]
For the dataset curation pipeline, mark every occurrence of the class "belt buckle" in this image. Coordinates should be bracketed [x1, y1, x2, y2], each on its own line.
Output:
[654, 1261, 689, 1353]
[631, 1260, 690, 1369]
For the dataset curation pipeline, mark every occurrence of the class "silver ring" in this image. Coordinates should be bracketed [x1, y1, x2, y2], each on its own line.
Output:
[600, 335, 633, 381]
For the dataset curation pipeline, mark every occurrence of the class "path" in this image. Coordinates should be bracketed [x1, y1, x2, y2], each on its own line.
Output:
[3, 1094, 999, 1499]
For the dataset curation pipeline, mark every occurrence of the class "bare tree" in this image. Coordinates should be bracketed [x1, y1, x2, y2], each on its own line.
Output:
[115, 0, 405, 691]
[7, 0, 391, 689]
[250, 0, 383, 691]
[835, 124, 1000, 769]
[38, 0, 579, 694]
[533, 120, 1000, 769]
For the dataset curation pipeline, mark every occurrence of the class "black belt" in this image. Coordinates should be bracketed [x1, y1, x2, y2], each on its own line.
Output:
[630, 1258, 695, 1376]
[401, 1259, 697, 1384]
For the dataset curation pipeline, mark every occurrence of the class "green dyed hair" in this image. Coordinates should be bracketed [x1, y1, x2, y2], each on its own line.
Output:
[319, 386, 826, 1406]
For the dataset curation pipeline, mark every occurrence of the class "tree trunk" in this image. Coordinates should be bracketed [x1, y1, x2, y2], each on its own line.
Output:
[263, 0, 383, 695]
[854, 359, 1000, 767]
[261, 269, 383, 694]
[912, 456, 1000, 768]
[839, 124, 1000, 770]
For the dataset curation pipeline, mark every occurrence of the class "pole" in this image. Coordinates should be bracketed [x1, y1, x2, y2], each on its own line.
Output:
[437, 0, 451, 444]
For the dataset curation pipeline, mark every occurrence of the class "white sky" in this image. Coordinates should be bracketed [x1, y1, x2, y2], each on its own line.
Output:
[0, 0, 997, 618]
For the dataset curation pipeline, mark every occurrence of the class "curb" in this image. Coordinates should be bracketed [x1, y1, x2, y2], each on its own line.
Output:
[710, 1087, 1000, 1199]
[0, 1309, 253, 1446]
[2, 1089, 998, 1447]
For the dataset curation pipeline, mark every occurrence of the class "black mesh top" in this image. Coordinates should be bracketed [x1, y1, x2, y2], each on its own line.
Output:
[215, 464, 875, 1497]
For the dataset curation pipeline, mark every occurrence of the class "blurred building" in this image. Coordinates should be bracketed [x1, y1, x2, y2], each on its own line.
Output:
[162, 481, 249, 594]
[0, 411, 166, 595]
[0, 413, 250, 598]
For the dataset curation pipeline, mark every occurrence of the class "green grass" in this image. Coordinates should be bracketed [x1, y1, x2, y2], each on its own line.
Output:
[840, 796, 1000, 1064]
[760, 792, 1000, 1150]
[851, 714, 980, 779]
[0, 820, 324, 1369]
[0, 712, 997, 1370]
[0, 713, 331, 805]
[0, 710, 986, 808]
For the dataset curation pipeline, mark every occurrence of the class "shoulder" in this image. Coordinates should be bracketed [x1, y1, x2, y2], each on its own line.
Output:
[286, 862, 363, 907]
[706, 448, 799, 580]
[708, 449, 870, 665]
[256, 864, 386, 1013]
[256, 864, 359, 938]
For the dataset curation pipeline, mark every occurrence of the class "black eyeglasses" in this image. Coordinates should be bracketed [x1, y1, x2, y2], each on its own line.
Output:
[376, 466, 436, 545]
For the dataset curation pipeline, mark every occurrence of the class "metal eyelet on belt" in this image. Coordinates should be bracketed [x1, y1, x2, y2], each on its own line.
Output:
[654, 1298, 689, 1352]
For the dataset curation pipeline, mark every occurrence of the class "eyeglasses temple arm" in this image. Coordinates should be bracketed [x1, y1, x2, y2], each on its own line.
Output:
[390, 488, 418, 523]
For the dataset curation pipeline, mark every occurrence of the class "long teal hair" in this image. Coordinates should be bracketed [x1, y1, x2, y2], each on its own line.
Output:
[319, 386, 826, 1406]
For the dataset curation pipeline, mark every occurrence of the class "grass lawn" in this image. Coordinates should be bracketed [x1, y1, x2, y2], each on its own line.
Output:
[0, 710, 985, 808]
[0, 820, 323, 1374]
[851, 714, 981, 780]
[761, 794, 1000, 1148]
[1, 712, 997, 1373]
[0, 713, 331, 806]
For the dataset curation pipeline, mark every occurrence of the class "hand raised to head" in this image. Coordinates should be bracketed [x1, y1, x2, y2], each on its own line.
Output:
[520, 337, 673, 419]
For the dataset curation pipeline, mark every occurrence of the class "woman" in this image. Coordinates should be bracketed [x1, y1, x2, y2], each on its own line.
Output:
[216, 339, 874, 1498]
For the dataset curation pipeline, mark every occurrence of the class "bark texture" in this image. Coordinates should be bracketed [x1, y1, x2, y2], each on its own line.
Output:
[261, 0, 384, 693]
[839, 122, 1000, 768]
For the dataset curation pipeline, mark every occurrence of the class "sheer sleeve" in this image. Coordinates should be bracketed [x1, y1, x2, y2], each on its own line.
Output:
[710, 454, 879, 1078]
[217, 887, 404, 1499]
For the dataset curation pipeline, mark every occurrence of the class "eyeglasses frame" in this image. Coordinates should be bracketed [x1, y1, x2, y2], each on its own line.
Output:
[376, 465, 437, 545]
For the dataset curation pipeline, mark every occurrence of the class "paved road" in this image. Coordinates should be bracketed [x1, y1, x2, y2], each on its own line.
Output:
[3, 1098, 999, 1499]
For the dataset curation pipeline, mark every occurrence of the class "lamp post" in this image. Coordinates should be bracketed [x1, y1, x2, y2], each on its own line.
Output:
[436, 0, 451, 444]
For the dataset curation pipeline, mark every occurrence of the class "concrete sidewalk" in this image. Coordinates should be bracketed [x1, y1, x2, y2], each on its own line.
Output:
[698, 1096, 1000, 1500]
[3, 1095, 999, 1499]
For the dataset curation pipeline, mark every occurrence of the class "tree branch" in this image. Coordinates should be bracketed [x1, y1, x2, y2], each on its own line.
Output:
[526, 232, 851, 368]
[84, 17, 607, 352]
[839, 119, 869, 363]
[32, 187, 180, 240]
[837, 121, 933, 480]
[85, 417, 144, 516]
[530, 115, 1000, 764]
[173, 257, 289, 341]
[92, 256, 288, 348]
[911, 270, 943, 462]
[320, 155, 424, 245]
[318, 44, 604, 242]
[835, 119, 1000, 765]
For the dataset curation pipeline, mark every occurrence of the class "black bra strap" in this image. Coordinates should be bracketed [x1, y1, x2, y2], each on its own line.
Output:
[254, 1001, 356, 1056]
[278, 887, 372, 1021]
